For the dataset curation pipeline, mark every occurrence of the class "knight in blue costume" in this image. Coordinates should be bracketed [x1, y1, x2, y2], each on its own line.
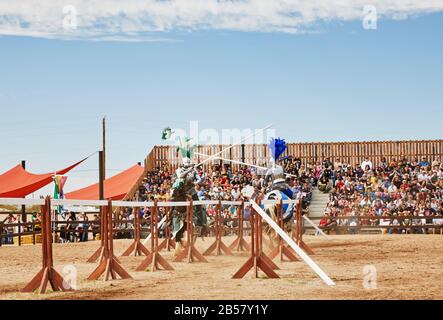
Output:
[265, 158, 294, 199]
[263, 138, 297, 223]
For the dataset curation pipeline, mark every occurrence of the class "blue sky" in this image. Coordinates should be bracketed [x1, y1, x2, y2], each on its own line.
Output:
[0, 7, 442, 195]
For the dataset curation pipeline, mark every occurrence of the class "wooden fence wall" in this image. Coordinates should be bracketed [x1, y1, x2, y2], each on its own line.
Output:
[147, 140, 443, 172]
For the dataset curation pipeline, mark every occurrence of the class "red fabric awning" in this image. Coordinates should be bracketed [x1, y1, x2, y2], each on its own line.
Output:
[65, 164, 145, 201]
[0, 159, 87, 198]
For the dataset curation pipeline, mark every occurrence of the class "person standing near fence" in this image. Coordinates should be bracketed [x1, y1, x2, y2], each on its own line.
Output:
[91, 214, 100, 240]
[66, 212, 77, 242]
[79, 212, 89, 242]
[14, 214, 22, 240]
[3, 214, 16, 245]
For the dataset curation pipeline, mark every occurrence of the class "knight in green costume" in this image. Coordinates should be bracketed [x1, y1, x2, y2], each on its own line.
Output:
[169, 137, 208, 252]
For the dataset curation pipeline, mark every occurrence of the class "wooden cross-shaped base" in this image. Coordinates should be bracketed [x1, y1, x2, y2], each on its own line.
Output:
[136, 252, 174, 272]
[22, 197, 73, 294]
[87, 246, 104, 263]
[158, 208, 176, 252]
[204, 201, 233, 257]
[136, 201, 174, 272]
[87, 207, 124, 263]
[88, 246, 122, 264]
[173, 241, 208, 263]
[268, 201, 300, 263]
[121, 207, 151, 257]
[203, 240, 232, 256]
[87, 201, 132, 281]
[87, 253, 132, 281]
[293, 201, 315, 256]
[229, 237, 251, 252]
[173, 200, 208, 263]
[268, 244, 299, 262]
[122, 241, 151, 257]
[158, 237, 176, 252]
[294, 239, 315, 255]
[22, 266, 70, 294]
[233, 205, 280, 279]
[230, 204, 251, 252]
[233, 254, 280, 279]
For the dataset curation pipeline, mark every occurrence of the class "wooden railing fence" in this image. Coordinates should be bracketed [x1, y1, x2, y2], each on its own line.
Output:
[148, 139, 443, 172]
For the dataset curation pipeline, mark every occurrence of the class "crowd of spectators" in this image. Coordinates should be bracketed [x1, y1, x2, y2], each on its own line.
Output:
[0, 210, 99, 245]
[0, 212, 42, 245]
[318, 156, 443, 234]
[135, 159, 314, 204]
[3, 155, 443, 245]
[127, 159, 315, 234]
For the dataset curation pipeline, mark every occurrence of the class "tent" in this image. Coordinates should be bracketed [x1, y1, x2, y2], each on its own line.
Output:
[0, 159, 87, 198]
[65, 164, 145, 201]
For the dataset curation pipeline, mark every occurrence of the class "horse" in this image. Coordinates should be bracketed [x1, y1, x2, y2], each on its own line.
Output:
[169, 181, 208, 254]
[262, 190, 296, 244]
[242, 184, 298, 245]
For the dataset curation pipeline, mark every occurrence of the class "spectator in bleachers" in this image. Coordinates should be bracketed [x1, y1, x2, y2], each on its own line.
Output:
[320, 156, 443, 234]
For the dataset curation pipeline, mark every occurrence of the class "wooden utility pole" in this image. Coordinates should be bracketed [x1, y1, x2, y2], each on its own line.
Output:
[21, 160, 26, 222]
[102, 117, 106, 180]
[99, 117, 106, 201]
[99, 151, 104, 200]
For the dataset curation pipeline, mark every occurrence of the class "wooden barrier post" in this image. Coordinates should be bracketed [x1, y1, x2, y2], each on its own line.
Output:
[257, 207, 280, 271]
[121, 207, 151, 257]
[203, 200, 233, 256]
[136, 201, 174, 272]
[17, 221, 22, 247]
[32, 221, 36, 245]
[87, 200, 132, 281]
[87, 206, 110, 263]
[158, 207, 176, 252]
[294, 201, 315, 255]
[229, 201, 251, 252]
[268, 200, 299, 262]
[233, 200, 280, 279]
[173, 198, 208, 263]
[22, 197, 72, 294]
[0, 222, 3, 247]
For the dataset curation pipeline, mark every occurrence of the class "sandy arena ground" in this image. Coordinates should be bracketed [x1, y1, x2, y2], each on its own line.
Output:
[0, 235, 442, 300]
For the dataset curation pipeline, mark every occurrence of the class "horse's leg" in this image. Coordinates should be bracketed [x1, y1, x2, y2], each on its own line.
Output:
[267, 228, 279, 249]
[173, 221, 187, 257]
[264, 205, 280, 247]
[172, 207, 187, 257]
[193, 205, 209, 240]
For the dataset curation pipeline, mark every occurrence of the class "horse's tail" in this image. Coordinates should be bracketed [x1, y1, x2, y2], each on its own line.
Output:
[264, 204, 279, 240]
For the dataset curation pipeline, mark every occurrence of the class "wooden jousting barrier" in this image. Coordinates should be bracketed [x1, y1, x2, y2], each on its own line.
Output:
[233, 199, 280, 279]
[22, 197, 73, 294]
[173, 198, 208, 263]
[87, 200, 132, 281]
[229, 201, 251, 252]
[203, 200, 233, 257]
[121, 207, 151, 257]
[249, 199, 335, 286]
[267, 200, 299, 263]
[136, 200, 174, 272]
[158, 207, 176, 252]
[293, 201, 315, 255]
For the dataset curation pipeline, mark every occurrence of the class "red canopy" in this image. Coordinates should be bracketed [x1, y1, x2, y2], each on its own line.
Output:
[66, 164, 145, 201]
[0, 159, 87, 198]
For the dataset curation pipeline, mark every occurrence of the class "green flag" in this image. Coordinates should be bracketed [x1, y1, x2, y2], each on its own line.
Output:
[161, 127, 174, 140]
[177, 136, 196, 159]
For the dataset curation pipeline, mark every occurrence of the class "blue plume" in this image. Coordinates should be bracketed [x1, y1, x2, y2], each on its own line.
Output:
[269, 138, 287, 161]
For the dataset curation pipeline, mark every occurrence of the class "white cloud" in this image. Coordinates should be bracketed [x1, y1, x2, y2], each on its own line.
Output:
[0, 0, 442, 41]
